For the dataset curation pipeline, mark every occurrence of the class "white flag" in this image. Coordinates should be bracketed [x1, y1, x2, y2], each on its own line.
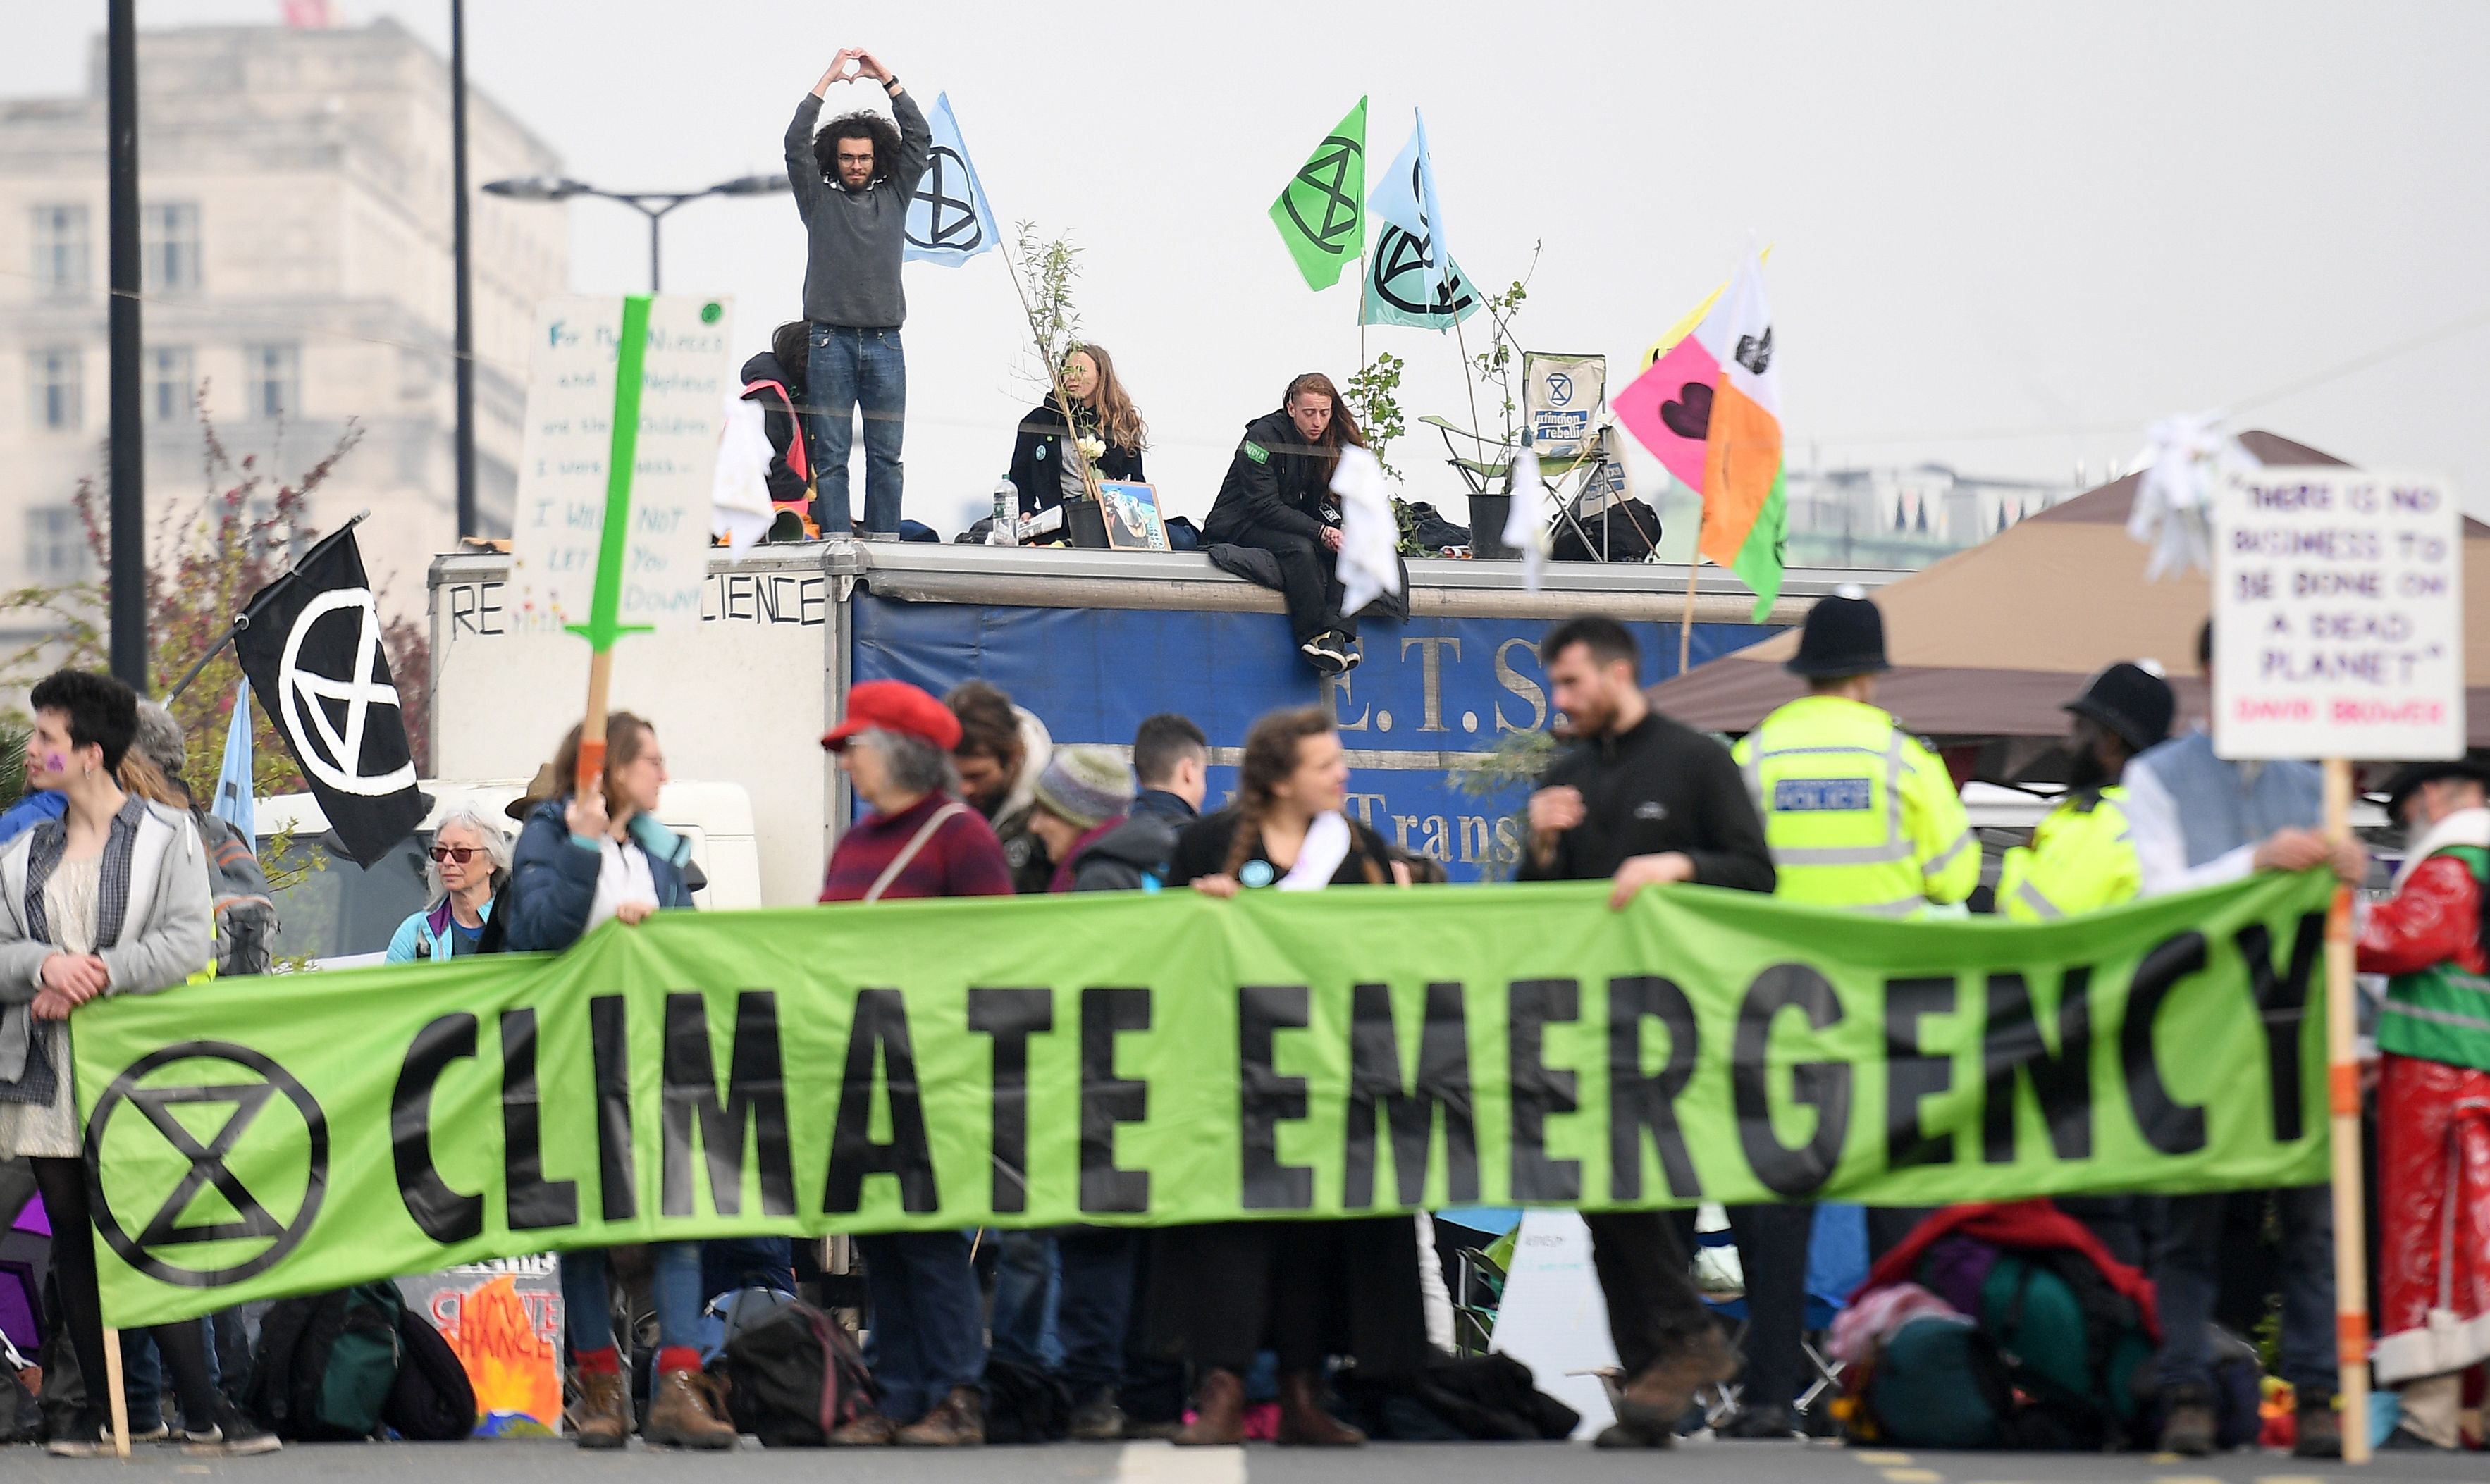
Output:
[710, 392, 776, 553]
[1503, 444, 1548, 591]
[1331, 444, 1403, 619]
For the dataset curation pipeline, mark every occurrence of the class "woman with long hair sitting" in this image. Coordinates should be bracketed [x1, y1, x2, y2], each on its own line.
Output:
[1149, 705, 1425, 1447]
[1201, 371, 1370, 675]
[1006, 342, 1149, 526]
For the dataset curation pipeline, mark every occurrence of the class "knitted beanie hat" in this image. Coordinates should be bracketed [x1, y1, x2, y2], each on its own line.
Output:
[1032, 744, 1136, 830]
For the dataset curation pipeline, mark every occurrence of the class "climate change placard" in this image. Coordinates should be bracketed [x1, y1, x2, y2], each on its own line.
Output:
[2214, 466, 2463, 761]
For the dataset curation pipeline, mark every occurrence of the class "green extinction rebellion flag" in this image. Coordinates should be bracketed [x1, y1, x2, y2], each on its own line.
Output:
[76, 874, 2334, 1327]
[1271, 97, 1367, 291]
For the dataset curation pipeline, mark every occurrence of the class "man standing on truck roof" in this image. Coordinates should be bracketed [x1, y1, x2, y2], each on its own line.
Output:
[1517, 616, 1775, 1448]
[786, 47, 929, 538]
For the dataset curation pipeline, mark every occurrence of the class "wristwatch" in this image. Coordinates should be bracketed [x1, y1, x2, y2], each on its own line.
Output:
[882, 75, 903, 94]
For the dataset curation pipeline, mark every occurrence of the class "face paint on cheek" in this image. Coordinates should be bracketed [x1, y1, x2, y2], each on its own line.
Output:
[43, 753, 68, 774]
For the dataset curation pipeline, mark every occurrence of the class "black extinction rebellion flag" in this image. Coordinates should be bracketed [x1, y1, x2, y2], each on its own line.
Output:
[233, 526, 426, 865]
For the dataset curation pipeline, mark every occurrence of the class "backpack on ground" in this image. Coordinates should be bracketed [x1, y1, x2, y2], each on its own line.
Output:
[382, 1305, 477, 1441]
[245, 1282, 407, 1440]
[717, 1297, 877, 1447]
[981, 1355, 1072, 1444]
[1844, 1201, 2159, 1451]
[1336, 1352, 1581, 1441]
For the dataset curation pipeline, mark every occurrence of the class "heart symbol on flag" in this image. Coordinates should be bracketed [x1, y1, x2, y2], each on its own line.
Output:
[1659, 382, 1713, 441]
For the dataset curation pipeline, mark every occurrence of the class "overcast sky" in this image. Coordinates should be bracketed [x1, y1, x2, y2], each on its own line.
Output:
[12, 1, 2490, 534]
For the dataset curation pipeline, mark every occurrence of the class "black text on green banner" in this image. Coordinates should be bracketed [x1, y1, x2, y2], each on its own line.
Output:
[77, 874, 2334, 1325]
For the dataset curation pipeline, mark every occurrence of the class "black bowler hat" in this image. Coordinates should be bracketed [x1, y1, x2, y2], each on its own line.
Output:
[2381, 752, 2490, 817]
[2064, 662, 2175, 755]
[1785, 587, 1890, 679]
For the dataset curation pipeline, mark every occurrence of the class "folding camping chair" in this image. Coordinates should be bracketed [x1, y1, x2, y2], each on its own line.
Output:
[1422, 416, 1612, 555]
[1687, 1204, 1863, 1431]
[1422, 352, 1648, 562]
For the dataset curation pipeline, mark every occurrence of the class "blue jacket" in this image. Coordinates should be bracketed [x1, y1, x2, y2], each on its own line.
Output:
[0, 789, 66, 850]
[503, 796, 695, 953]
[386, 894, 496, 964]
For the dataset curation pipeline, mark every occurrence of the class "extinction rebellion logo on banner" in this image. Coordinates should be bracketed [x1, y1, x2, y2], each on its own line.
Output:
[84, 1042, 329, 1288]
[78, 876, 2336, 1328]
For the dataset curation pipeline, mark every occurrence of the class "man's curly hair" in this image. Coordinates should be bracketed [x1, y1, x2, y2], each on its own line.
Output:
[814, 111, 904, 187]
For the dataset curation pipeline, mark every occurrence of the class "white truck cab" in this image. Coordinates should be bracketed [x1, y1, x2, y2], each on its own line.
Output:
[255, 778, 761, 967]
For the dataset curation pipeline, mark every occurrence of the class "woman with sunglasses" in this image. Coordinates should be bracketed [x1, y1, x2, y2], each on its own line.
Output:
[385, 807, 510, 963]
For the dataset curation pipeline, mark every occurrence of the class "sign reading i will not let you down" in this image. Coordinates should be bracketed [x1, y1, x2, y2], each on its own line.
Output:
[507, 295, 735, 642]
[2214, 466, 2465, 762]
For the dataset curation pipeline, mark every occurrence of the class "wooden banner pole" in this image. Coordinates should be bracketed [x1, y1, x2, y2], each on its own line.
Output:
[2321, 755, 2372, 1464]
[103, 1325, 130, 1457]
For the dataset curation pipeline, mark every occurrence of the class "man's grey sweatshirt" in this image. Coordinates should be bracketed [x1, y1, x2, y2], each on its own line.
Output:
[783, 91, 930, 330]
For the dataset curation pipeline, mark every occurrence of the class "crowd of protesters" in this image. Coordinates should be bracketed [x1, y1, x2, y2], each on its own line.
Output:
[4, 582, 2487, 1457]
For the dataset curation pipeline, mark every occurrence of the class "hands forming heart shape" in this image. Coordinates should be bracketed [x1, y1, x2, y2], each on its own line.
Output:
[822, 47, 887, 85]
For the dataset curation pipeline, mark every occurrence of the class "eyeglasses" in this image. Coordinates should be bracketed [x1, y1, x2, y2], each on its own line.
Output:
[430, 846, 482, 864]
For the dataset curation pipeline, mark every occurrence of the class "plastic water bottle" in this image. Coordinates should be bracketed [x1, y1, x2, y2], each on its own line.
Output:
[987, 480, 1018, 546]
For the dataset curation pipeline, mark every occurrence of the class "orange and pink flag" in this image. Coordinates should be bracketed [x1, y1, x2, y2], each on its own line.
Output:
[1614, 246, 1787, 619]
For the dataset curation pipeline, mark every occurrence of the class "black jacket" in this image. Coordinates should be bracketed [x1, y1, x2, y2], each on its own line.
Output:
[739, 349, 809, 506]
[1006, 396, 1147, 517]
[1068, 811, 1181, 892]
[1171, 806, 1395, 889]
[1515, 709, 1776, 892]
[1204, 409, 1337, 545]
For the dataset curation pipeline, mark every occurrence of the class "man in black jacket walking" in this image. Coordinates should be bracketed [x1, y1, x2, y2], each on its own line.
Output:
[784, 48, 930, 538]
[1202, 372, 1368, 674]
[1517, 617, 1775, 1447]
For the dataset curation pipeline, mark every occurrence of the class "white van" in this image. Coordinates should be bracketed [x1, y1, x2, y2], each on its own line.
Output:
[255, 779, 762, 967]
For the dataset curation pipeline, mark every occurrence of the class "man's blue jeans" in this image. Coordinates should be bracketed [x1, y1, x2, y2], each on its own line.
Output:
[1056, 1228, 1140, 1396]
[560, 1242, 703, 1352]
[856, 1231, 986, 1422]
[2147, 1187, 2336, 1394]
[990, 1229, 1061, 1373]
[804, 324, 906, 536]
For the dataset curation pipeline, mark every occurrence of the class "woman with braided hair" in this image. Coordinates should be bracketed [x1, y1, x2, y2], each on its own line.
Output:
[1148, 706, 1424, 1447]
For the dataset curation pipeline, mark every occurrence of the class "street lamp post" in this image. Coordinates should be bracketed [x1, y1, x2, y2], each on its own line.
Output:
[481, 173, 788, 293]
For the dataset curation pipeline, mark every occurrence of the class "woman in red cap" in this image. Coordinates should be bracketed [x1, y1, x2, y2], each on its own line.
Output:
[816, 679, 1011, 1445]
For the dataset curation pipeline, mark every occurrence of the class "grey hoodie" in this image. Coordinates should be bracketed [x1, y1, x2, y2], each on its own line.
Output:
[784, 92, 931, 330]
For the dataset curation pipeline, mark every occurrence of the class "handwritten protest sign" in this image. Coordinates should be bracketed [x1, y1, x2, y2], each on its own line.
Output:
[2213, 466, 2463, 761]
[507, 296, 734, 641]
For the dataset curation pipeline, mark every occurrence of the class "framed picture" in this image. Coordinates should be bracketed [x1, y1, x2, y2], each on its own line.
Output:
[1097, 480, 1170, 552]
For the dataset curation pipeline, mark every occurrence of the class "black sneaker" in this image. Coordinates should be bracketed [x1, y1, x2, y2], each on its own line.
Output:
[1068, 1386, 1126, 1442]
[183, 1404, 282, 1457]
[1336, 636, 1363, 672]
[1300, 632, 1348, 674]
[1718, 1404, 1799, 1440]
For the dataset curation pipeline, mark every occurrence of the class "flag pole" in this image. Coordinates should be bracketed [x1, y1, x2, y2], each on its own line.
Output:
[162, 510, 372, 704]
[2322, 755, 2373, 1464]
[1681, 440, 1719, 674]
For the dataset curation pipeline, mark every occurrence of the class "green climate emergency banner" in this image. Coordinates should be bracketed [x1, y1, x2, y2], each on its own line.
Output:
[75, 874, 2336, 1326]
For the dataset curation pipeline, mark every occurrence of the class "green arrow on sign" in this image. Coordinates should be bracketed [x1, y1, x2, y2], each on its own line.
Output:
[567, 293, 657, 654]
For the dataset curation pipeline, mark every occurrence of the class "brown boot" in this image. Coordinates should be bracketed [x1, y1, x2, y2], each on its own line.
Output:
[1612, 1325, 1741, 1437]
[1275, 1371, 1364, 1447]
[2292, 1392, 2342, 1460]
[645, 1368, 737, 1449]
[895, 1386, 985, 1447]
[2157, 1385, 2218, 1457]
[572, 1368, 632, 1449]
[1174, 1368, 1245, 1446]
[826, 1409, 896, 1446]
